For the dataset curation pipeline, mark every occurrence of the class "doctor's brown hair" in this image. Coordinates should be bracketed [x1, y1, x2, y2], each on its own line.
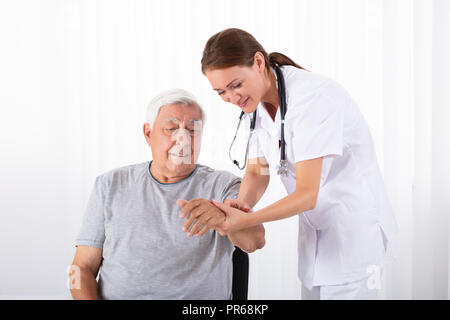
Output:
[201, 28, 308, 74]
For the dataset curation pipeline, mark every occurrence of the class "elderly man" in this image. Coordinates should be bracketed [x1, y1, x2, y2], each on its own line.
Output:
[70, 88, 265, 300]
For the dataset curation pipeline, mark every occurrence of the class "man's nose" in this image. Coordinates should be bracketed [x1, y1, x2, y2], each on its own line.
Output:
[174, 128, 190, 145]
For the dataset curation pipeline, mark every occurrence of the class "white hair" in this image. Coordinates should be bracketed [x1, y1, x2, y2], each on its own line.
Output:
[145, 88, 206, 128]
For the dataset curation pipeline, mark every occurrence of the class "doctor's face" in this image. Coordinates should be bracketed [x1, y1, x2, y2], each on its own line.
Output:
[204, 62, 266, 114]
[143, 103, 203, 178]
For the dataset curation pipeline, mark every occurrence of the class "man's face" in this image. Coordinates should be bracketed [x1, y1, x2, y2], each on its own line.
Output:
[144, 103, 203, 178]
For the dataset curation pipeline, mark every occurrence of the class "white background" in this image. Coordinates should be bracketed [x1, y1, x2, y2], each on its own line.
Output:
[0, 0, 449, 299]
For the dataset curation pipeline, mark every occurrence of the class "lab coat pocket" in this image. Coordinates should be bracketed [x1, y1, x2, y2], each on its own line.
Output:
[302, 207, 335, 231]
[302, 210, 318, 230]
[302, 186, 339, 231]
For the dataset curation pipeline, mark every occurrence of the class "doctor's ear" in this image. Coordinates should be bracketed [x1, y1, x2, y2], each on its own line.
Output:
[253, 51, 266, 73]
[143, 123, 152, 146]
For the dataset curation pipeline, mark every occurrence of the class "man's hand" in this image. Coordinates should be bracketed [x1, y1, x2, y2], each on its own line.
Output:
[177, 198, 227, 237]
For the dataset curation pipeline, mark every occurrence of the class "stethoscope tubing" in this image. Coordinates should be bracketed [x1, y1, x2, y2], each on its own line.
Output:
[229, 64, 288, 175]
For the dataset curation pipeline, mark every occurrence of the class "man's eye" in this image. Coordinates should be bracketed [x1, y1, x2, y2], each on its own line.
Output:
[233, 83, 242, 89]
[217, 91, 225, 95]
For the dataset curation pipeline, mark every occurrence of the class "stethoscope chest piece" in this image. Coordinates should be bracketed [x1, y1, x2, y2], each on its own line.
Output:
[277, 159, 288, 175]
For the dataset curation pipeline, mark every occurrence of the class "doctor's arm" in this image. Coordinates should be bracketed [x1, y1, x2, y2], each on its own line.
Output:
[213, 157, 322, 234]
[221, 157, 269, 252]
[235, 156, 271, 208]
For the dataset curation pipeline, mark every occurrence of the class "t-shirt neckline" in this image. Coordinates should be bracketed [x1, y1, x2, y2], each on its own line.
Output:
[147, 160, 199, 186]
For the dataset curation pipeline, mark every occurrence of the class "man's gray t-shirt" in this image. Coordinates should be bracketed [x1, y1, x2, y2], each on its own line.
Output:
[75, 161, 240, 300]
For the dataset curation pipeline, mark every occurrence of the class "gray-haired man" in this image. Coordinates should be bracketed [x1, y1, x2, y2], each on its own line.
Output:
[69, 88, 265, 300]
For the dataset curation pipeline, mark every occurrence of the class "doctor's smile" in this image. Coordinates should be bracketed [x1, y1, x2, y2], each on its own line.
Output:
[238, 97, 250, 108]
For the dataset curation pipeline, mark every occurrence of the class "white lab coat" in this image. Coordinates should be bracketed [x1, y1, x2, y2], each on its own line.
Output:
[246, 65, 398, 291]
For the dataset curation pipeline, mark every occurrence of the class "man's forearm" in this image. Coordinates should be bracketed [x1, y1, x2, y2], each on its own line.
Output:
[70, 267, 99, 300]
[227, 224, 265, 253]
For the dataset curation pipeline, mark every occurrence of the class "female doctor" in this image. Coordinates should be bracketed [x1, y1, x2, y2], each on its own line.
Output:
[181, 28, 398, 300]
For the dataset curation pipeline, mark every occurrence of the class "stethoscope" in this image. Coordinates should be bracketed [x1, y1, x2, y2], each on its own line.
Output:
[229, 64, 288, 175]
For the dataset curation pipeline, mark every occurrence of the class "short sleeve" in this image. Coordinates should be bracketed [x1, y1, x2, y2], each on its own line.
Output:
[74, 176, 106, 248]
[219, 176, 241, 202]
[245, 115, 264, 160]
[247, 132, 263, 160]
[291, 91, 343, 162]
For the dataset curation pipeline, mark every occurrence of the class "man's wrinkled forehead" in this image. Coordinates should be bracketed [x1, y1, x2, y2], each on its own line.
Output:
[162, 117, 202, 124]
[156, 103, 203, 124]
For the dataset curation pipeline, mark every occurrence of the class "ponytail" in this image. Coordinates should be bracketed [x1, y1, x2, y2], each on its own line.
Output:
[268, 52, 309, 71]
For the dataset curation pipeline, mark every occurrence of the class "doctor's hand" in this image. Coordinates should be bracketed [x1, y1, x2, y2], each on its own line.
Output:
[211, 200, 252, 235]
[177, 198, 226, 237]
[223, 198, 251, 213]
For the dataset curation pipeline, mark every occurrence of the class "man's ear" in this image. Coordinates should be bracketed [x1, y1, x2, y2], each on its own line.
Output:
[143, 123, 152, 146]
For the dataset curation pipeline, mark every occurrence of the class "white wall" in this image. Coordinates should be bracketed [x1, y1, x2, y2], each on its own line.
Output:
[0, 0, 449, 299]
